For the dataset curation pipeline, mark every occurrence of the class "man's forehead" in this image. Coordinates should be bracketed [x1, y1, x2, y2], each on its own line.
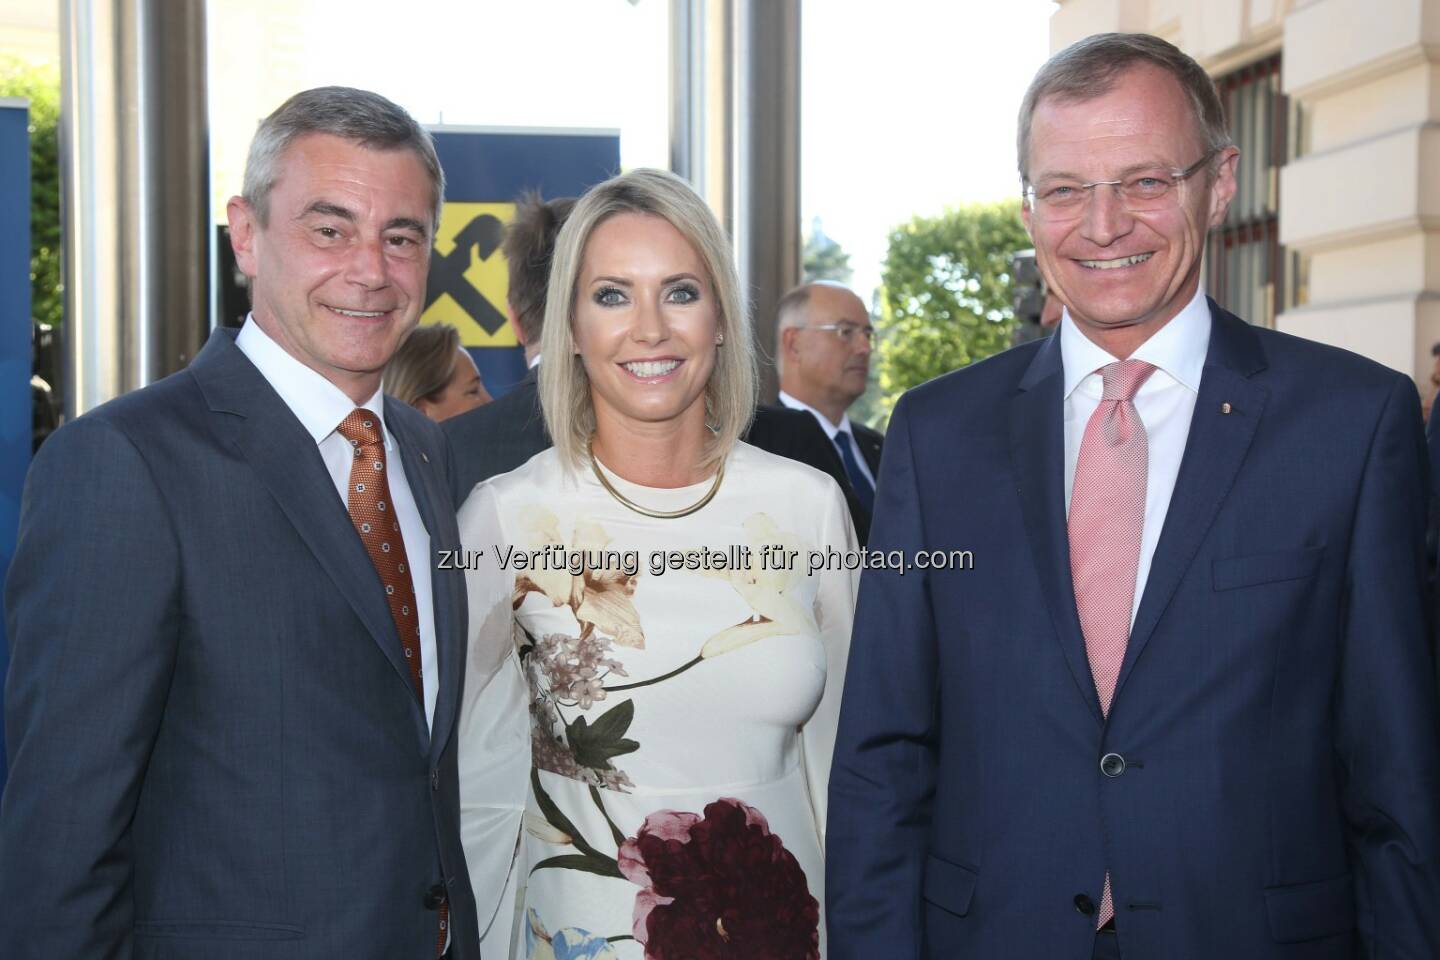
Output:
[273, 135, 432, 208]
[1029, 65, 1198, 162]
[808, 286, 867, 318]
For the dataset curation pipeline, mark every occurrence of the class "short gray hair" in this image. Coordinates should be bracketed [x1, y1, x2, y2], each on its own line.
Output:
[242, 86, 445, 229]
[539, 168, 757, 472]
[775, 283, 815, 334]
[1017, 33, 1232, 183]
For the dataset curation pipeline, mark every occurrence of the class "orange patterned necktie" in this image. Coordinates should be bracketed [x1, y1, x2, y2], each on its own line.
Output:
[335, 408, 448, 957]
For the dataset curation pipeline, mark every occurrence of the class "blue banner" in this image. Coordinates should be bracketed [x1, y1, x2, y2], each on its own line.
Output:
[0, 101, 32, 787]
[423, 128, 620, 397]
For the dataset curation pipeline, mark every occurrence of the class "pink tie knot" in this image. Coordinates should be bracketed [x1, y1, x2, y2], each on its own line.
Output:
[1100, 359, 1157, 403]
[337, 408, 383, 449]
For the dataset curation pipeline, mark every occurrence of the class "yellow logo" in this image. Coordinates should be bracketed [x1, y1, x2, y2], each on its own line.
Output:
[421, 202, 516, 346]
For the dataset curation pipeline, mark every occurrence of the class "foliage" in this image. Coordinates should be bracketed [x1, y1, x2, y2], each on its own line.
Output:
[0, 56, 62, 330]
[873, 199, 1030, 421]
[802, 221, 852, 285]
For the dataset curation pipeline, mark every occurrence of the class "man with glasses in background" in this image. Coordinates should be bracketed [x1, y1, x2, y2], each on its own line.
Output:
[749, 282, 882, 541]
[828, 32, 1440, 960]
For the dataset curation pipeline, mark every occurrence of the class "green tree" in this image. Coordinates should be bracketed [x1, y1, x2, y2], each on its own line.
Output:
[802, 218, 852, 284]
[0, 57, 62, 330]
[874, 199, 1030, 420]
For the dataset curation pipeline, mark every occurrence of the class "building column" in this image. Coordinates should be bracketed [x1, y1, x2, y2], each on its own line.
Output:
[61, 0, 209, 416]
[1276, 0, 1440, 384]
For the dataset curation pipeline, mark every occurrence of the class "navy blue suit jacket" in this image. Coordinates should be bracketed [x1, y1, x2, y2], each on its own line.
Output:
[0, 329, 480, 958]
[827, 303, 1440, 958]
[444, 369, 548, 504]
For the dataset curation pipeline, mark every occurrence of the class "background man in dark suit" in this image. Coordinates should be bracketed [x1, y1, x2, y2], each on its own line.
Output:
[751, 282, 882, 536]
[746, 401, 872, 544]
[445, 193, 575, 502]
[0, 87, 480, 958]
[828, 33, 1440, 960]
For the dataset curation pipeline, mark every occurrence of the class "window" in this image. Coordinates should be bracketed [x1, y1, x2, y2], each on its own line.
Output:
[1207, 55, 1306, 326]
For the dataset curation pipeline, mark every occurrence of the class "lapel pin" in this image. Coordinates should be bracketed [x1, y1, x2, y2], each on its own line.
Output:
[421, 452, 430, 463]
[1220, 402, 1232, 415]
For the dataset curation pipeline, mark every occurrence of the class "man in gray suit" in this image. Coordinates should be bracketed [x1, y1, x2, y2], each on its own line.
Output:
[0, 87, 479, 958]
[445, 192, 575, 503]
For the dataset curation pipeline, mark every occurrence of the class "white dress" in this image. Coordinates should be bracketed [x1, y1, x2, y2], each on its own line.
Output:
[457, 441, 856, 960]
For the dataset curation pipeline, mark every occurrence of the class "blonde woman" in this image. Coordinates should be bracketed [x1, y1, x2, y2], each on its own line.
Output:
[455, 169, 856, 960]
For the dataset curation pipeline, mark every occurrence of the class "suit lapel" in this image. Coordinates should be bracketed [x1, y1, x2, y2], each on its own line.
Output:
[856, 428, 883, 476]
[1113, 303, 1268, 705]
[191, 330, 425, 719]
[389, 402, 462, 760]
[1010, 334, 1104, 723]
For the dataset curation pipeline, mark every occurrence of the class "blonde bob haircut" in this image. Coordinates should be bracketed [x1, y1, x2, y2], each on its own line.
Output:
[539, 168, 757, 472]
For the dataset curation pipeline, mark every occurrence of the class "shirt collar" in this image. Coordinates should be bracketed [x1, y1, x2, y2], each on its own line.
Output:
[235, 314, 388, 445]
[778, 390, 852, 439]
[1059, 285, 1211, 400]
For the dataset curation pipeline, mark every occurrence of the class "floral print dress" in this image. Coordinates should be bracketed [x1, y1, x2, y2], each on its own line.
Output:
[457, 442, 857, 960]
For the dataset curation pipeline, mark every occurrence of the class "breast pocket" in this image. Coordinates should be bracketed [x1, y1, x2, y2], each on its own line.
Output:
[1212, 546, 1325, 592]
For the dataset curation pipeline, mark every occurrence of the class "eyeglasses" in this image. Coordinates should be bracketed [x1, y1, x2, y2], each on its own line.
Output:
[802, 322, 875, 345]
[1024, 151, 1215, 219]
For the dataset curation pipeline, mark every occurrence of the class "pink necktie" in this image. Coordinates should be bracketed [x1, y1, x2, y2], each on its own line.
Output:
[1068, 358, 1156, 930]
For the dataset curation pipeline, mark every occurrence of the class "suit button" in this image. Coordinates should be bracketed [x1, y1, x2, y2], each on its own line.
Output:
[1101, 752, 1126, 778]
[1074, 893, 1096, 916]
[424, 883, 448, 910]
[431, 768, 439, 791]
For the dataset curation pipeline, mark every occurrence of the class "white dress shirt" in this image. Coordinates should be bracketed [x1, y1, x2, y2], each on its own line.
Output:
[778, 390, 877, 488]
[237, 316, 440, 728]
[1060, 288, 1211, 626]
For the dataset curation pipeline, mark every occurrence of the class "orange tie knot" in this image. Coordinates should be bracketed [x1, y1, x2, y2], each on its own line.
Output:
[337, 408, 384, 450]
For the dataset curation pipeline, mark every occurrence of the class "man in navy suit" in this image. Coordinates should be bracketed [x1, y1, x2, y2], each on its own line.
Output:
[828, 33, 1440, 960]
[1, 88, 480, 958]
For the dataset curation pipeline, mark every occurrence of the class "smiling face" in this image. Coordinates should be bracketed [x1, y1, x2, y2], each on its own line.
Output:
[572, 211, 719, 443]
[1022, 64, 1237, 355]
[227, 132, 434, 403]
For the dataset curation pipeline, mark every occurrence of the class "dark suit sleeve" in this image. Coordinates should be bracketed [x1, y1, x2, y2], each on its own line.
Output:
[440, 420, 461, 516]
[442, 414, 471, 508]
[1, 418, 181, 958]
[826, 393, 937, 959]
[1335, 375, 1440, 956]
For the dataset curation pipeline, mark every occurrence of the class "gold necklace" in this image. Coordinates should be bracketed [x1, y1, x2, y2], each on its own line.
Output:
[588, 437, 725, 519]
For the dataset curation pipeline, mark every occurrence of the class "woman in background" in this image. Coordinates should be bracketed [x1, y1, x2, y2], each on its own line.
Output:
[385, 322, 491, 420]
[456, 168, 856, 960]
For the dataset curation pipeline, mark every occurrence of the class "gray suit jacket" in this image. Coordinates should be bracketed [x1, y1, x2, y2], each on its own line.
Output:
[0, 328, 480, 959]
[444, 370, 548, 505]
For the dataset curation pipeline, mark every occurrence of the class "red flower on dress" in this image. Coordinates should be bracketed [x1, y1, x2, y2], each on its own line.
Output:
[617, 797, 819, 960]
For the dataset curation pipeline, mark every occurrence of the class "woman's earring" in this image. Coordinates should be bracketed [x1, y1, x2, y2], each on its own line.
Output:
[715, 332, 725, 345]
